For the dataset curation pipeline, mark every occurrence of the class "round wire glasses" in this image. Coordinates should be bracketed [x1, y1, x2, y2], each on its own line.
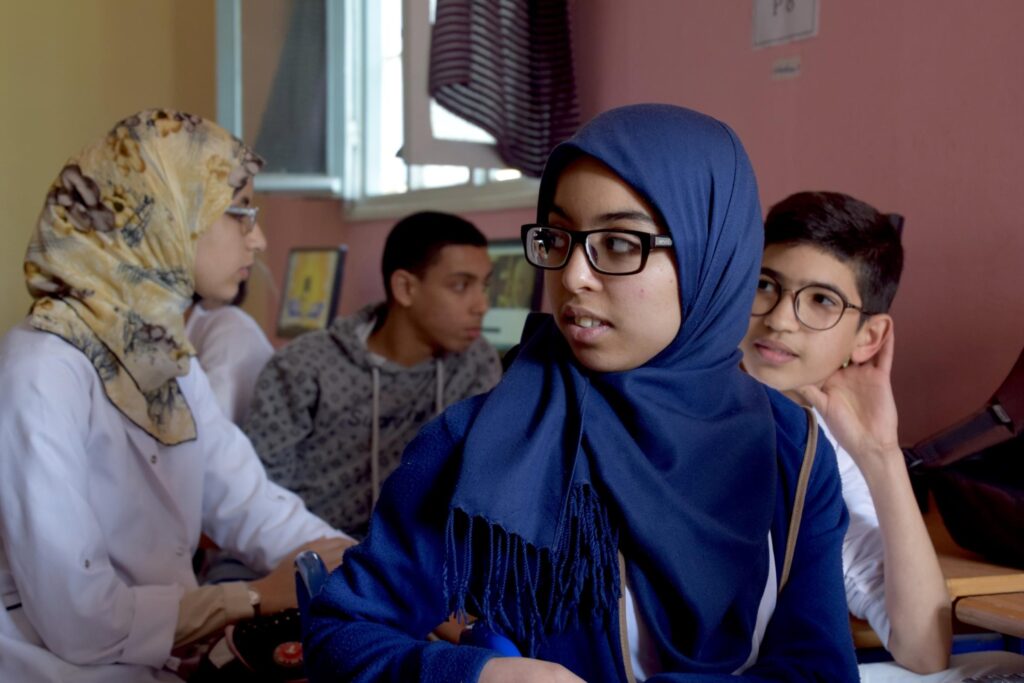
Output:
[751, 273, 873, 331]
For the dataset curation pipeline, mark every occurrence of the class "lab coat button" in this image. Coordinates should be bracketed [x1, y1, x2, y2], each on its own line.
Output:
[150, 454, 158, 464]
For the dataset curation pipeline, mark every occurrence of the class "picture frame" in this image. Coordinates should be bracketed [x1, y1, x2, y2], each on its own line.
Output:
[276, 245, 347, 338]
[482, 239, 543, 350]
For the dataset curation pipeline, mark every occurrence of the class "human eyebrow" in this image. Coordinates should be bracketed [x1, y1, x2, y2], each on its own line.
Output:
[447, 270, 489, 283]
[594, 211, 655, 226]
[547, 204, 656, 227]
[761, 267, 849, 297]
[548, 204, 569, 220]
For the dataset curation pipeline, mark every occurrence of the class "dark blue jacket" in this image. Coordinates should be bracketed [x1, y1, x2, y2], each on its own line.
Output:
[304, 390, 858, 682]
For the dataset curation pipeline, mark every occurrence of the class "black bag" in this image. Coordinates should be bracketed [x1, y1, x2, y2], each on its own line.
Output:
[904, 345, 1024, 568]
[926, 435, 1024, 568]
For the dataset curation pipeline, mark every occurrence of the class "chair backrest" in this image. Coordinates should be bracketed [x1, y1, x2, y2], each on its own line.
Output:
[906, 345, 1024, 470]
[295, 550, 329, 615]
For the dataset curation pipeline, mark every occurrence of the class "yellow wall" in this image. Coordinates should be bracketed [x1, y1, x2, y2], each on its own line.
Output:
[0, 0, 216, 333]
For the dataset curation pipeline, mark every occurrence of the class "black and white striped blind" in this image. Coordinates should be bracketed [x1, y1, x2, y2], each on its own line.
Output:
[428, 0, 580, 177]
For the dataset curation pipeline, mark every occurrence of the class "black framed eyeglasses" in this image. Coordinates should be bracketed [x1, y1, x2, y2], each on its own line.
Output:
[225, 205, 260, 235]
[521, 223, 673, 276]
[751, 273, 874, 331]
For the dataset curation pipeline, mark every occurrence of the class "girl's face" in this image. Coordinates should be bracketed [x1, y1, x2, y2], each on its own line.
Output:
[544, 157, 681, 372]
[194, 179, 266, 303]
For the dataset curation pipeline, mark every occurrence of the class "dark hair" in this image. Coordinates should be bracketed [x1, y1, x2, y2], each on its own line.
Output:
[764, 191, 904, 314]
[380, 211, 487, 301]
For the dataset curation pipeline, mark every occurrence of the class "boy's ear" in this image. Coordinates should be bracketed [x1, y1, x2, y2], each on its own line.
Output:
[850, 313, 893, 364]
[390, 269, 419, 308]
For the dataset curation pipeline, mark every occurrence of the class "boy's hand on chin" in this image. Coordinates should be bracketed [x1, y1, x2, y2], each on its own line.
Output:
[792, 329, 902, 472]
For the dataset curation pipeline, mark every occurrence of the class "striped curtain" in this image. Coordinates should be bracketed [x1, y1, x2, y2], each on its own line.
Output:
[428, 0, 580, 177]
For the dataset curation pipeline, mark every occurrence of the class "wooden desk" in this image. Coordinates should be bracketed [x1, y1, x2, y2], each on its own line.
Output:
[940, 555, 1024, 599]
[849, 554, 1024, 650]
[850, 616, 884, 649]
[926, 496, 1024, 599]
[851, 497, 1024, 648]
[955, 593, 1024, 639]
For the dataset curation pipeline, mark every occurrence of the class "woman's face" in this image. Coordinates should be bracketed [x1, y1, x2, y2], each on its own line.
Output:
[194, 179, 266, 303]
[544, 157, 682, 372]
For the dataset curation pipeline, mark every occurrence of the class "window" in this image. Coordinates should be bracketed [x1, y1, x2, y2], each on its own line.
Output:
[216, 0, 537, 218]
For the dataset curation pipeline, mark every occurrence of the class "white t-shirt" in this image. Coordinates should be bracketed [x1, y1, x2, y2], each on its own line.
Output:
[625, 535, 777, 679]
[185, 303, 274, 425]
[817, 412, 892, 647]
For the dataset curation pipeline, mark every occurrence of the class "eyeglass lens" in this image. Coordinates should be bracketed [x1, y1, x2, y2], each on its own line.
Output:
[525, 226, 647, 274]
[226, 207, 258, 234]
[752, 276, 850, 330]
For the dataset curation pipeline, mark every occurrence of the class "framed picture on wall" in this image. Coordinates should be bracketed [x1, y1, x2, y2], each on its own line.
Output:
[482, 239, 543, 350]
[276, 245, 347, 338]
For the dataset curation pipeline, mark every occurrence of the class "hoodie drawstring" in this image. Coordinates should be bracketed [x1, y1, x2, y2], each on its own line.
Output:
[435, 357, 445, 416]
[369, 358, 446, 508]
[370, 365, 381, 507]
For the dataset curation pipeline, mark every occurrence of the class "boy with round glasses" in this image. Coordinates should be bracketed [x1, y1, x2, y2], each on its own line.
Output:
[741, 191, 1024, 681]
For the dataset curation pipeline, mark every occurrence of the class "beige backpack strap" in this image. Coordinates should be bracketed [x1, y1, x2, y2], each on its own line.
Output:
[779, 407, 818, 592]
[617, 552, 638, 683]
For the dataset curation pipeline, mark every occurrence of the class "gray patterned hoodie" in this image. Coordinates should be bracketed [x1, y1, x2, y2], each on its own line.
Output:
[243, 303, 502, 538]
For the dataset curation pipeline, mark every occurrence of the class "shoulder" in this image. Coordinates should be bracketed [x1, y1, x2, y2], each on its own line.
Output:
[467, 336, 500, 360]
[401, 393, 488, 464]
[386, 393, 489, 491]
[766, 389, 840, 491]
[176, 357, 221, 409]
[452, 337, 502, 375]
[440, 392, 489, 435]
[0, 325, 98, 432]
[766, 390, 809, 455]
[190, 306, 273, 359]
[197, 304, 266, 336]
[268, 328, 336, 369]
[0, 324, 96, 390]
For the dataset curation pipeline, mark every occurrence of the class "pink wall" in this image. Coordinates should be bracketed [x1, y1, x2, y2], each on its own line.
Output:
[253, 200, 532, 347]
[257, 0, 1024, 444]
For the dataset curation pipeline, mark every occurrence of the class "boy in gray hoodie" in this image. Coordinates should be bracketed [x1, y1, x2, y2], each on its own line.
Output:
[244, 212, 502, 538]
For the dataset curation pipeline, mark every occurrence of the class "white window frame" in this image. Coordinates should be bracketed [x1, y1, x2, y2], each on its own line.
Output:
[216, 0, 538, 219]
[400, 0, 502, 168]
[216, 0, 349, 195]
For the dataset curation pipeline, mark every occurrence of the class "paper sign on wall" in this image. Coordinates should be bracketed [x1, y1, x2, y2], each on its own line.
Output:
[753, 0, 818, 48]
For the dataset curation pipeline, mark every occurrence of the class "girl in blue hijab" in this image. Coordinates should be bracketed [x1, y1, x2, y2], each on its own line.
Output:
[305, 104, 858, 682]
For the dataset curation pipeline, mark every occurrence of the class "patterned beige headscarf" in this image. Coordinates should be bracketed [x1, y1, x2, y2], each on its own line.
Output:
[24, 109, 263, 445]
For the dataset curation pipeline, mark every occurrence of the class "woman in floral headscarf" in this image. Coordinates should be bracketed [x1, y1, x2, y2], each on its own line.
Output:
[0, 110, 352, 682]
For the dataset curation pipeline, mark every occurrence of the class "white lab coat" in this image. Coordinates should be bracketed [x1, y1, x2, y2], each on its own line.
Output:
[0, 323, 342, 682]
[185, 303, 274, 426]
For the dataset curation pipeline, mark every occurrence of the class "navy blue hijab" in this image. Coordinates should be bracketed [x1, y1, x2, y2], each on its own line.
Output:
[445, 104, 777, 673]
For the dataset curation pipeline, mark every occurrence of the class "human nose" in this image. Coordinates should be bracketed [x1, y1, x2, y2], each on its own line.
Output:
[247, 220, 267, 253]
[762, 290, 800, 332]
[560, 242, 600, 292]
[470, 283, 489, 316]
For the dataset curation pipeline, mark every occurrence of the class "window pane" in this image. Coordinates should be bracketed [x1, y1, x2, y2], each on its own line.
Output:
[409, 165, 471, 191]
[366, 0, 407, 196]
[242, 0, 327, 175]
[430, 100, 496, 144]
[425, 0, 494, 145]
[363, 0, 520, 197]
[490, 169, 523, 182]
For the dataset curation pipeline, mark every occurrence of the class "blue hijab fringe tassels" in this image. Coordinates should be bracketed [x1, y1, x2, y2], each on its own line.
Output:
[443, 483, 620, 656]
